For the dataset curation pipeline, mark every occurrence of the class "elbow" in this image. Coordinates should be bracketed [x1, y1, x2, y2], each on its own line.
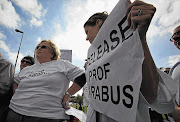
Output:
[144, 92, 157, 104]
[141, 69, 159, 104]
[74, 73, 86, 88]
[140, 78, 158, 104]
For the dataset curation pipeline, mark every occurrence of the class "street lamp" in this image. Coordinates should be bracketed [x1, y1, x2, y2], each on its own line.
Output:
[15, 29, 24, 68]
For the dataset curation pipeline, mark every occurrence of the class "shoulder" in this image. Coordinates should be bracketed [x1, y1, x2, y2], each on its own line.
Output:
[19, 64, 35, 75]
[55, 59, 74, 66]
[24, 64, 35, 70]
[0, 58, 14, 71]
[0, 58, 13, 66]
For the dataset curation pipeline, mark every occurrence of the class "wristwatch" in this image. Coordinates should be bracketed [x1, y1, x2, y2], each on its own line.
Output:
[65, 91, 72, 97]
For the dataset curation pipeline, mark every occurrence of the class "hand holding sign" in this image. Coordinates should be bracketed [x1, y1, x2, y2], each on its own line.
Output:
[127, 0, 158, 104]
[126, 0, 156, 41]
[84, 0, 159, 121]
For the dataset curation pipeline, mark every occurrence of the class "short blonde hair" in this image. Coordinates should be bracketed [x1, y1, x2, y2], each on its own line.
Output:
[35, 40, 61, 60]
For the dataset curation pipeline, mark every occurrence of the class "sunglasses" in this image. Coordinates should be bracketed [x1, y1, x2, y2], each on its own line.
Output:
[21, 59, 32, 65]
[170, 30, 180, 42]
[36, 45, 52, 50]
[164, 70, 169, 74]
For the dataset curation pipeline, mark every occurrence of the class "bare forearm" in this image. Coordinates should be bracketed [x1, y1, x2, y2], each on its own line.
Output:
[62, 83, 82, 109]
[126, 0, 157, 103]
[140, 37, 159, 104]
[67, 83, 81, 96]
[13, 82, 18, 94]
[172, 102, 180, 121]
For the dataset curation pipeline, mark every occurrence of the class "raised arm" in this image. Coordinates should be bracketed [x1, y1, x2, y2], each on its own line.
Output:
[126, 0, 159, 103]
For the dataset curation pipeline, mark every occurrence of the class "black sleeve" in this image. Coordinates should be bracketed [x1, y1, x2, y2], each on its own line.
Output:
[74, 73, 86, 88]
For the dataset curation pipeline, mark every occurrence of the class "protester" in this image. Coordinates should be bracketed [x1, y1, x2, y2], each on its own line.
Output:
[0, 52, 15, 122]
[6, 40, 86, 122]
[20, 55, 34, 71]
[169, 25, 180, 122]
[83, 0, 174, 122]
[13, 55, 35, 93]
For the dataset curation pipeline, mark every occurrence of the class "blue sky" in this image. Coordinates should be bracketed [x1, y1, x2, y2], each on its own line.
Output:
[0, 0, 180, 95]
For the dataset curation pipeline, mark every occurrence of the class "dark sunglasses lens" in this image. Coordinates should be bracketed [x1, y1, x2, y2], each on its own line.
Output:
[177, 41, 180, 46]
[36, 46, 40, 49]
[21, 60, 32, 65]
[36, 45, 47, 49]
[41, 45, 47, 49]
[171, 30, 180, 42]
[175, 30, 180, 35]
[164, 71, 169, 74]
[26, 61, 32, 65]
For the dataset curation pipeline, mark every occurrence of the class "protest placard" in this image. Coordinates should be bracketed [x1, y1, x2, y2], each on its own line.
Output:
[60, 49, 72, 62]
[85, 0, 144, 121]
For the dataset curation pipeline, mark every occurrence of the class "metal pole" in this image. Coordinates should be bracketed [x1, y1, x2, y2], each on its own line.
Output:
[15, 33, 24, 68]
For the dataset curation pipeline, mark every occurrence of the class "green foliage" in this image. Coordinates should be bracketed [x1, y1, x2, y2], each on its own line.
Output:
[71, 104, 87, 114]
[70, 94, 87, 114]
[70, 94, 83, 104]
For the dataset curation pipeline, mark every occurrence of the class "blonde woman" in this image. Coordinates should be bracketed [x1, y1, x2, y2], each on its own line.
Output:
[6, 40, 86, 122]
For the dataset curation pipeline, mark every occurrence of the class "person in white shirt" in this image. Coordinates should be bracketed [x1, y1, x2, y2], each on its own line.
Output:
[0, 53, 14, 122]
[83, 0, 174, 122]
[6, 40, 86, 122]
[169, 25, 180, 122]
[13, 55, 35, 93]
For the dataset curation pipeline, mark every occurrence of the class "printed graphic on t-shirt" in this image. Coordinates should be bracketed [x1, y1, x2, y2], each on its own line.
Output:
[28, 70, 50, 77]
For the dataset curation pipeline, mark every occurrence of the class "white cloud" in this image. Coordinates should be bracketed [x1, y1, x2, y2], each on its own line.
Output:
[30, 17, 43, 27]
[52, 0, 118, 61]
[51, 0, 180, 61]
[35, 37, 42, 43]
[0, 0, 21, 29]
[12, 0, 46, 27]
[0, 32, 6, 40]
[12, 0, 43, 18]
[143, 0, 180, 38]
[168, 55, 180, 67]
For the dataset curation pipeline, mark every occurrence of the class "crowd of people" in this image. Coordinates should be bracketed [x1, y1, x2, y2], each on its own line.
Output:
[0, 0, 180, 122]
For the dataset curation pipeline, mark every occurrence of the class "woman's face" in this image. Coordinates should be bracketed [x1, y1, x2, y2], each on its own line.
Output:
[35, 41, 53, 63]
[84, 24, 100, 44]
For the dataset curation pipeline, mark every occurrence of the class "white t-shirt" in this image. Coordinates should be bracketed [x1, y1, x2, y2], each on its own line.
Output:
[86, 69, 175, 122]
[169, 62, 180, 105]
[83, 83, 90, 106]
[168, 62, 180, 122]
[10, 59, 84, 119]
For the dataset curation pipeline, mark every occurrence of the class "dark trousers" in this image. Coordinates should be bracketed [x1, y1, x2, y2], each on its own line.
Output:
[0, 106, 9, 122]
[0, 88, 13, 122]
[6, 109, 66, 122]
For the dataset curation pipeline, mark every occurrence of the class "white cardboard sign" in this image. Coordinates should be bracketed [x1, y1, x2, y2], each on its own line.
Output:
[86, 0, 144, 121]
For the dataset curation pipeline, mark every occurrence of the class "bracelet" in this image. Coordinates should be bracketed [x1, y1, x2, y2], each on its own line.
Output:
[65, 91, 72, 97]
